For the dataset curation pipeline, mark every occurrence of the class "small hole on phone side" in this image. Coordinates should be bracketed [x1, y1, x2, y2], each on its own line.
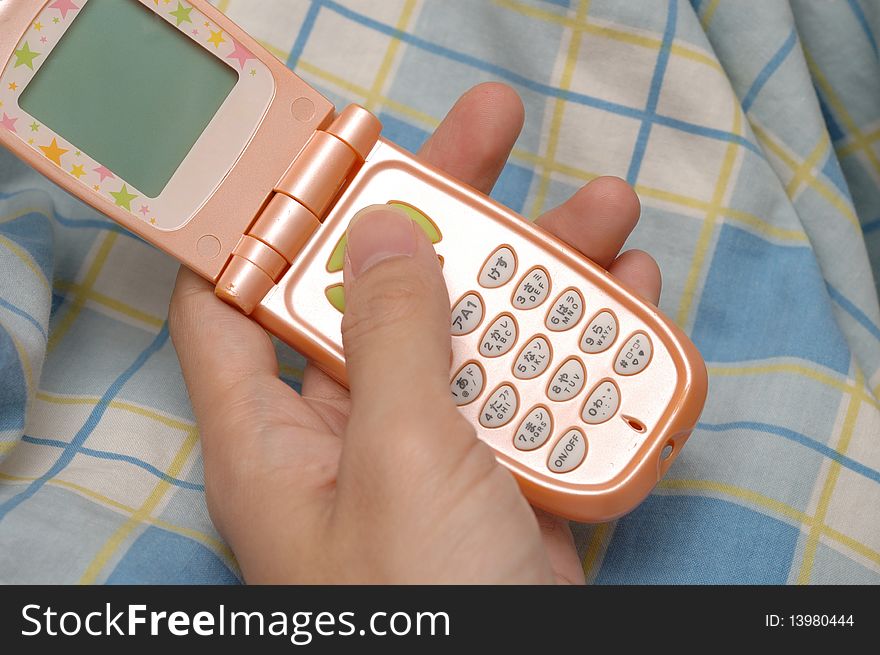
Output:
[660, 442, 674, 460]
[623, 415, 646, 433]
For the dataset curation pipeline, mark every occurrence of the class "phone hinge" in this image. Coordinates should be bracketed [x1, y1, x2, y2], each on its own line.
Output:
[215, 105, 382, 314]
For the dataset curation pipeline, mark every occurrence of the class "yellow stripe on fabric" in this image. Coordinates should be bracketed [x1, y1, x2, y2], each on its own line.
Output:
[837, 126, 880, 159]
[53, 279, 165, 330]
[785, 137, 829, 197]
[0, 442, 17, 453]
[296, 58, 442, 129]
[676, 108, 743, 327]
[709, 362, 880, 411]
[35, 390, 195, 432]
[581, 522, 610, 581]
[796, 369, 863, 584]
[635, 185, 807, 242]
[0, 234, 50, 293]
[699, 0, 721, 30]
[530, 0, 591, 217]
[753, 123, 798, 169]
[494, 0, 722, 72]
[659, 479, 880, 567]
[804, 49, 880, 178]
[0, 470, 234, 566]
[47, 232, 118, 353]
[79, 428, 200, 583]
[0, 205, 52, 226]
[364, 0, 418, 111]
[753, 124, 861, 231]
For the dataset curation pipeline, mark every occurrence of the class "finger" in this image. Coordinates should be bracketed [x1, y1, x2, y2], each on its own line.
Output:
[168, 268, 333, 450]
[339, 205, 454, 425]
[607, 249, 662, 306]
[301, 363, 351, 435]
[534, 509, 585, 585]
[536, 176, 641, 269]
[419, 82, 524, 194]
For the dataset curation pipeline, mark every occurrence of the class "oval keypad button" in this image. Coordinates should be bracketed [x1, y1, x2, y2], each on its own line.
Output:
[450, 293, 484, 336]
[479, 313, 518, 358]
[580, 310, 618, 354]
[581, 379, 620, 424]
[512, 267, 551, 310]
[545, 288, 584, 332]
[514, 406, 553, 451]
[480, 384, 518, 428]
[547, 428, 587, 473]
[450, 362, 484, 406]
[547, 358, 586, 402]
[513, 336, 552, 379]
[614, 331, 653, 375]
[479, 247, 517, 288]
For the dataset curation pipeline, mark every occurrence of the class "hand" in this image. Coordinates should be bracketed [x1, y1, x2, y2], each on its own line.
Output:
[168, 83, 661, 583]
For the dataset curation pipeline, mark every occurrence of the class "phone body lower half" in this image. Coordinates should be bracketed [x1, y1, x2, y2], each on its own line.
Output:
[0, 0, 707, 522]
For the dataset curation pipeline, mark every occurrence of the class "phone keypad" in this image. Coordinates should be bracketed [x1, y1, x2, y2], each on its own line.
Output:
[451, 293, 484, 336]
[448, 244, 656, 475]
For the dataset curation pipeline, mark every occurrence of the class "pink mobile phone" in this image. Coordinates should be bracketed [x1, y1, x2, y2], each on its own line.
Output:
[0, 0, 707, 522]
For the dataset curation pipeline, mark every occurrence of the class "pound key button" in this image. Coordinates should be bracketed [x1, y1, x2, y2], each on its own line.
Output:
[614, 331, 653, 375]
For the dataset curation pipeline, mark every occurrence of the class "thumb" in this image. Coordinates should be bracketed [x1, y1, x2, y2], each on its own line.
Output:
[341, 205, 453, 424]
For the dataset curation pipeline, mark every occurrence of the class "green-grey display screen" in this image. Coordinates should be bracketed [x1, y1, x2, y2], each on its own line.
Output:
[19, 0, 238, 197]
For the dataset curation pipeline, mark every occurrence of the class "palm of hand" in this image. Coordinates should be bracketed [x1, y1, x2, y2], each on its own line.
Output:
[169, 84, 660, 584]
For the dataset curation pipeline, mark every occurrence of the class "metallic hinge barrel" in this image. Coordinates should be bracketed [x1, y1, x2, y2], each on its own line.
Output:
[215, 105, 382, 314]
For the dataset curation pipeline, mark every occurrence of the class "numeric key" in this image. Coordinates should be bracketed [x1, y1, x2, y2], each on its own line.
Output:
[512, 267, 551, 310]
[479, 313, 518, 357]
[480, 384, 519, 428]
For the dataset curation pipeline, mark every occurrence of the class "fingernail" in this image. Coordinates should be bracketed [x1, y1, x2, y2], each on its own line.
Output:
[345, 205, 417, 277]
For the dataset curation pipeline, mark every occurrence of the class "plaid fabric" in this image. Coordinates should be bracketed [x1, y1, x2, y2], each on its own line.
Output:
[1, 0, 878, 584]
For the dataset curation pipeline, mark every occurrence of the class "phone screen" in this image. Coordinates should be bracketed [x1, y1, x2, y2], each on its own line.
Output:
[19, 0, 237, 198]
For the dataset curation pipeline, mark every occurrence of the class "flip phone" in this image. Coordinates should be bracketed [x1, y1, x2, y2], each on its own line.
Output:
[0, 0, 707, 522]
